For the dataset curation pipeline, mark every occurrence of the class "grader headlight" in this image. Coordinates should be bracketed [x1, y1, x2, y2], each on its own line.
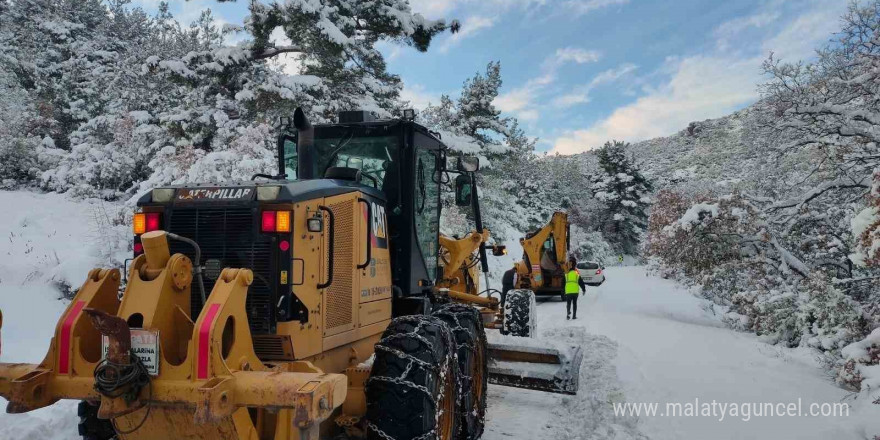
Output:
[307, 215, 323, 232]
[151, 188, 175, 203]
[257, 186, 280, 201]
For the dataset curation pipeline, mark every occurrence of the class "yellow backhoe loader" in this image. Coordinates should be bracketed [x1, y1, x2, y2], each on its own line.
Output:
[436, 230, 582, 395]
[0, 108, 581, 440]
[513, 211, 572, 300]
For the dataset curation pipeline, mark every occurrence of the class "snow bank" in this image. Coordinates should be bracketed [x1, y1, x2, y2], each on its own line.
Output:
[0, 190, 129, 437]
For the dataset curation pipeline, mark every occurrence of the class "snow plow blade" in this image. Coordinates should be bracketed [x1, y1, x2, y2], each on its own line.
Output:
[487, 342, 583, 395]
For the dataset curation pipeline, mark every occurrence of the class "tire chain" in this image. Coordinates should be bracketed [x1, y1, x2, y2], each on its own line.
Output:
[365, 315, 456, 440]
[433, 307, 476, 395]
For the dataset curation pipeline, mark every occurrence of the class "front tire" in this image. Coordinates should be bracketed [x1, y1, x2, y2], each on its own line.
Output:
[432, 304, 488, 440]
[365, 315, 460, 440]
[502, 289, 537, 337]
[77, 401, 116, 440]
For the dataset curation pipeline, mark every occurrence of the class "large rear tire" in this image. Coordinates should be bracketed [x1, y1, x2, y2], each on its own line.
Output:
[365, 315, 460, 440]
[432, 304, 487, 440]
[77, 401, 116, 440]
[502, 289, 537, 337]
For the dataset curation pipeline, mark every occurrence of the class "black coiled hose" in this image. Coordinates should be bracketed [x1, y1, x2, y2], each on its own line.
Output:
[93, 352, 152, 434]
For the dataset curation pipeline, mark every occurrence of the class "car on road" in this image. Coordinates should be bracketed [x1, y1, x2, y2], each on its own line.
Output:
[577, 261, 605, 286]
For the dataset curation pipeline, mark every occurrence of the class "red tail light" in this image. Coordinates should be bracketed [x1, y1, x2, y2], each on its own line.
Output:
[596, 269, 602, 275]
[261, 211, 276, 232]
[133, 212, 162, 235]
[145, 213, 161, 232]
[262, 211, 291, 233]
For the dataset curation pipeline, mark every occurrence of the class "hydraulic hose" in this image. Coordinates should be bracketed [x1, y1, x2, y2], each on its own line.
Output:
[166, 232, 207, 306]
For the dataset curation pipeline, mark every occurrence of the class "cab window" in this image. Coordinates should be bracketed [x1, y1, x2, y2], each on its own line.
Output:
[282, 137, 297, 179]
[415, 148, 440, 278]
[313, 134, 398, 186]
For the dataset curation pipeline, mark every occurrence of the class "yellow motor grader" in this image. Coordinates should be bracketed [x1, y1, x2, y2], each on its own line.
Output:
[0, 108, 580, 440]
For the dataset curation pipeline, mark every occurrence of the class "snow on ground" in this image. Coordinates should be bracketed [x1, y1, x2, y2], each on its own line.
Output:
[0, 190, 129, 440]
[0, 190, 870, 439]
[482, 266, 864, 440]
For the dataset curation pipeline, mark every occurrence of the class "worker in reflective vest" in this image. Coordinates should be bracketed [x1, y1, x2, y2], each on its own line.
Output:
[565, 258, 586, 320]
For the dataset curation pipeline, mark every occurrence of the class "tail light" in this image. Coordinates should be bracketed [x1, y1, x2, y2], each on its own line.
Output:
[262, 211, 291, 233]
[133, 212, 162, 235]
[596, 269, 602, 275]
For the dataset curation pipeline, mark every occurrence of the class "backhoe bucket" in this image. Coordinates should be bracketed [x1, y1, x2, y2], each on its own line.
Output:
[487, 342, 583, 395]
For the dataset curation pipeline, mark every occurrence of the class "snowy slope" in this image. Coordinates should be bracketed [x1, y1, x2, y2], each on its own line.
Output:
[567, 105, 812, 200]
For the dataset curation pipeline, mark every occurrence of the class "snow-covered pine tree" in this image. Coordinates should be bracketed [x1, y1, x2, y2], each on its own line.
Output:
[129, 0, 457, 196]
[421, 61, 511, 157]
[419, 62, 522, 240]
[0, 0, 457, 198]
[592, 140, 652, 255]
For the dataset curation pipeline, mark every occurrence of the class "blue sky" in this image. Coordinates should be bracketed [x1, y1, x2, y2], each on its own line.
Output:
[138, 0, 852, 153]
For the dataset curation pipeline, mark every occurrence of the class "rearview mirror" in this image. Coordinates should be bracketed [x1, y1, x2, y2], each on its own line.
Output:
[456, 156, 480, 172]
[454, 174, 473, 206]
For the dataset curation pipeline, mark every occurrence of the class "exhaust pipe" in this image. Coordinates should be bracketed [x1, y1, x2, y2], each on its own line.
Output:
[294, 108, 317, 180]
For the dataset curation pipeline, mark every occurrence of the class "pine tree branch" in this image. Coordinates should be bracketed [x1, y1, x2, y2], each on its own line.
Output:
[766, 176, 870, 211]
[251, 45, 303, 60]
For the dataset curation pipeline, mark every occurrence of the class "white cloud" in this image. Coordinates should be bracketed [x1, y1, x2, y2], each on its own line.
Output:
[564, 0, 630, 15]
[494, 73, 555, 121]
[437, 16, 496, 53]
[409, 0, 627, 22]
[590, 63, 638, 86]
[713, 10, 780, 51]
[494, 88, 533, 113]
[550, 0, 850, 154]
[400, 83, 441, 110]
[761, 2, 845, 61]
[714, 11, 780, 37]
[553, 94, 592, 108]
[554, 47, 602, 65]
[551, 63, 637, 108]
[552, 56, 759, 153]
[409, 0, 461, 19]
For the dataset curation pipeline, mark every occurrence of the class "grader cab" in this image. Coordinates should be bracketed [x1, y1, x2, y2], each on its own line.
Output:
[0, 108, 581, 440]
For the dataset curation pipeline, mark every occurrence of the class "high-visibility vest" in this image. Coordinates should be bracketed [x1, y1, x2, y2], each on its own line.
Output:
[565, 270, 580, 295]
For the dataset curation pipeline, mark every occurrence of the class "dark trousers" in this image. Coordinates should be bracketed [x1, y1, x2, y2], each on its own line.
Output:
[565, 293, 578, 317]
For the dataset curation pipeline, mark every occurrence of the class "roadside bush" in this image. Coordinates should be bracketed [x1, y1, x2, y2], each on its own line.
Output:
[0, 137, 41, 186]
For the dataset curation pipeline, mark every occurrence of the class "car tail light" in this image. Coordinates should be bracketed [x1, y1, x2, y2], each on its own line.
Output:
[262, 211, 291, 233]
[596, 269, 602, 275]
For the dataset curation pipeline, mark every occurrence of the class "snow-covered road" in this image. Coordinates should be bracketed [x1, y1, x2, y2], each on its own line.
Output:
[0, 191, 869, 439]
[484, 266, 863, 440]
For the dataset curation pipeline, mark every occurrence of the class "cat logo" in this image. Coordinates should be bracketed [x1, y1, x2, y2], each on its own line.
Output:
[364, 201, 388, 249]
